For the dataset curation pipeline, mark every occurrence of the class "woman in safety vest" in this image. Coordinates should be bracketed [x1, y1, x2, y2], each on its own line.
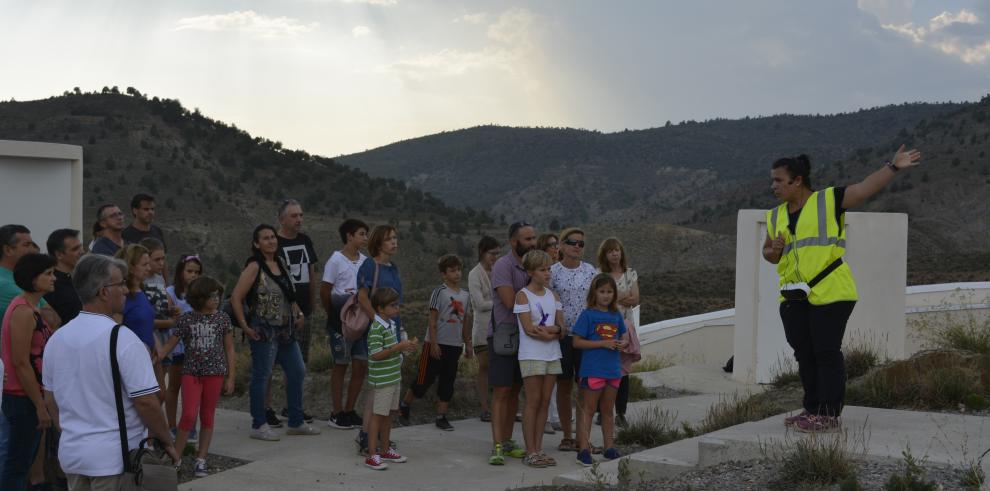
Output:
[761, 145, 921, 433]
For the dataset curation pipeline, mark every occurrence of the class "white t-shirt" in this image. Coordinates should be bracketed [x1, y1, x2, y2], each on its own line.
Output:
[42, 311, 160, 477]
[322, 250, 367, 297]
[514, 287, 563, 362]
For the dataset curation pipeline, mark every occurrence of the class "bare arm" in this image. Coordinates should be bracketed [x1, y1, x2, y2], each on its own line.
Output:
[357, 287, 374, 319]
[44, 390, 60, 432]
[572, 333, 613, 350]
[157, 334, 180, 362]
[619, 280, 640, 307]
[10, 307, 50, 428]
[320, 282, 333, 313]
[842, 145, 922, 209]
[230, 262, 259, 338]
[223, 331, 236, 395]
[39, 304, 61, 330]
[132, 392, 179, 463]
[495, 285, 515, 311]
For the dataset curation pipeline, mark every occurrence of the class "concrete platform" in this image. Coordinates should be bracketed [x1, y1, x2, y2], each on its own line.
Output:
[633, 363, 764, 396]
[553, 406, 990, 488]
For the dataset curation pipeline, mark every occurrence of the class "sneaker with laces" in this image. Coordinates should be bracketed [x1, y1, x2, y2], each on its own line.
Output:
[399, 403, 411, 425]
[576, 448, 594, 467]
[794, 414, 840, 433]
[603, 448, 621, 460]
[380, 448, 407, 463]
[365, 454, 389, 470]
[327, 412, 353, 429]
[347, 410, 363, 427]
[250, 424, 281, 441]
[188, 428, 199, 444]
[502, 439, 526, 458]
[193, 458, 209, 478]
[265, 407, 283, 428]
[544, 422, 555, 434]
[435, 415, 454, 431]
[784, 410, 810, 427]
[488, 444, 505, 466]
[286, 424, 322, 435]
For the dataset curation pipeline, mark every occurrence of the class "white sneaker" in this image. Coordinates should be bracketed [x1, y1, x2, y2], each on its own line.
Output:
[193, 458, 209, 477]
[286, 424, 322, 435]
[544, 422, 555, 434]
[250, 424, 281, 441]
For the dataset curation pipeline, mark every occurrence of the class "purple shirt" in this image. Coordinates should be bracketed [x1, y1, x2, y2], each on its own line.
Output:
[488, 252, 530, 337]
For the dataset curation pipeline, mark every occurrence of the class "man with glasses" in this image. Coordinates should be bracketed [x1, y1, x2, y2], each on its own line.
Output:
[42, 254, 178, 489]
[91, 204, 126, 256]
[550, 227, 598, 452]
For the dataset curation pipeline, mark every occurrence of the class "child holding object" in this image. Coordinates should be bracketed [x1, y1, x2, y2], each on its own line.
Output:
[572, 273, 628, 467]
[513, 250, 563, 468]
[158, 276, 235, 478]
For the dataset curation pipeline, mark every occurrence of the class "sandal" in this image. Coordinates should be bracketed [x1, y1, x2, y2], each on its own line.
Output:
[523, 453, 548, 468]
[591, 445, 603, 455]
[557, 438, 577, 452]
[539, 452, 557, 466]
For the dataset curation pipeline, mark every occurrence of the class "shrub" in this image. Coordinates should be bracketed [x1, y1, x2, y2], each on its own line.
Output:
[627, 375, 655, 402]
[884, 446, 937, 491]
[630, 355, 675, 373]
[914, 292, 990, 354]
[771, 369, 801, 388]
[845, 343, 881, 380]
[960, 460, 986, 489]
[777, 432, 857, 486]
[615, 406, 686, 448]
[699, 392, 784, 434]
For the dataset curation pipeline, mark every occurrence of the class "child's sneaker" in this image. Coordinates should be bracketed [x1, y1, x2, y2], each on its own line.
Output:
[346, 410, 363, 427]
[365, 454, 389, 470]
[265, 407, 283, 428]
[250, 424, 280, 442]
[399, 402, 411, 426]
[435, 415, 453, 431]
[193, 458, 209, 478]
[380, 448, 407, 463]
[488, 443, 505, 466]
[188, 428, 199, 444]
[327, 412, 353, 429]
[503, 439, 526, 458]
[576, 448, 594, 467]
[603, 448, 621, 460]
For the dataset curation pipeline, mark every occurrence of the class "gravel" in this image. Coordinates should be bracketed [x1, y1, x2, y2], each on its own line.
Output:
[176, 453, 251, 484]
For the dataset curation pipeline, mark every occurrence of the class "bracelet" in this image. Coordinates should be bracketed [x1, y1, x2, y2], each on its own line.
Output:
[885, 160, 899, 173]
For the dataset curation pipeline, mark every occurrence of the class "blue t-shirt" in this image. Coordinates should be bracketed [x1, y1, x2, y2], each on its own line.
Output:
[123, 291, 156, 349]
[356, 258, 403, 330]
[571, 308, 626, 379]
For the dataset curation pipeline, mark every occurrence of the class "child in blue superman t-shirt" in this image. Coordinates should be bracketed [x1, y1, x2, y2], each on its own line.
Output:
[571, 273, 628, 467]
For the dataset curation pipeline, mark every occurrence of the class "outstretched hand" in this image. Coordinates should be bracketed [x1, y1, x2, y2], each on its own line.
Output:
[892, 144, 922, 170]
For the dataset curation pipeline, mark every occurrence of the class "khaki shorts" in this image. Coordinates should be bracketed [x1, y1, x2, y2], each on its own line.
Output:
[371, 384, 401, 416]
[519, 359, 563, 378]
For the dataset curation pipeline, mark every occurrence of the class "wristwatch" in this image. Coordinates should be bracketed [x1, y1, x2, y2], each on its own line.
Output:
[885, 160, 899, 173]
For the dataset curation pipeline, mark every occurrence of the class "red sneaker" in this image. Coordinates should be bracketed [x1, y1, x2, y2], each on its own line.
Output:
[380, 448, 407, 463]
[784, 410, 810, 427]
[365, 454, 389, 470]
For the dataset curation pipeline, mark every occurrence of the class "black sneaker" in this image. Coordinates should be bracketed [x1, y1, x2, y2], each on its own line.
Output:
[265, 407, 283, 428]
[347, 410, 363, 428]
[435, 415, 454, 431]
[280, 407, 315, 424]
[398, 403, 410, 426]
[327, 412, 353, 430]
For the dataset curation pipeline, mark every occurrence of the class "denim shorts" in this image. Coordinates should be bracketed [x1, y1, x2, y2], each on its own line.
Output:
[329, 328, 369, 364]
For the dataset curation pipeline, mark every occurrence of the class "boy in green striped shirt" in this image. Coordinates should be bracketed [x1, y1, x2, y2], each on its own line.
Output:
[365, 287, 418, 470]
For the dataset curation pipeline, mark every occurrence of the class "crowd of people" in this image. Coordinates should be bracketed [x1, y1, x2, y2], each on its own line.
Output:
[0, 144, 921, 489]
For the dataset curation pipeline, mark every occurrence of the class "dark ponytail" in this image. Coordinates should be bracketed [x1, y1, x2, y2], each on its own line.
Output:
[772, 154, 813, 189]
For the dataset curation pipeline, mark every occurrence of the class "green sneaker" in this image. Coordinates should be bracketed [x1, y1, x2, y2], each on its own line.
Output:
[502, 439, 526, 458]
[489, 443, 505, 465]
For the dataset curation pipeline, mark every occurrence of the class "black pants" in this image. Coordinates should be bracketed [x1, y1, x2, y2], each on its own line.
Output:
[615, 375, 630, 415]
[780, 300, 856, 417]
[411, 345, 463, 402]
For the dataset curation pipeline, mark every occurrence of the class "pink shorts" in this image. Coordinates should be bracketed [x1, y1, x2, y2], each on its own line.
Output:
[580, 376, 621, 391]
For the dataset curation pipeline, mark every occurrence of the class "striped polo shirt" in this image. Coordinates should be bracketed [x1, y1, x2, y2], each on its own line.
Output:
[367, 315, 402, 388]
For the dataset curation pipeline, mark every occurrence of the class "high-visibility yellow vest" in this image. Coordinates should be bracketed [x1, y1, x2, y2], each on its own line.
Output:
[766, 187, 858, 305]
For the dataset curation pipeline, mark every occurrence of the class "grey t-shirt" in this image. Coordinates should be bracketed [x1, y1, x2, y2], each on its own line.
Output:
[426, 284, 472, 347]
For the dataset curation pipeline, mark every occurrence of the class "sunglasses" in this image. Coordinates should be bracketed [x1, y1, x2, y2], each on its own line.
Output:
[563, 239, 585, 248]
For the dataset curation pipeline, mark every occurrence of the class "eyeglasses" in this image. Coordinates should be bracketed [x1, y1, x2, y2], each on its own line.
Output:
[563, 239, 585, 248]
[102, 280, 127, 291]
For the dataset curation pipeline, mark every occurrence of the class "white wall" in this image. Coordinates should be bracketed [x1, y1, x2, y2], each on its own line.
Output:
[732, 209, 907, 384]
[0, 140, 83, 243]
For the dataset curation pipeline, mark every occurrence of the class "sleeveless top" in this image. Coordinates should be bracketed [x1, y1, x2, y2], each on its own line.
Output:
[2, 296, 53, 395]
[513, 287, 563, 362]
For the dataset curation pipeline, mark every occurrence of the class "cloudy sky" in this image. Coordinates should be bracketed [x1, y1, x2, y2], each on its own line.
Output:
[1, 0, 988, 156]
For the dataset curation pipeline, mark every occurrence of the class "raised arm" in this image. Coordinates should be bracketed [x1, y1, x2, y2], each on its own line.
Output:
[842, 145, 922, 209]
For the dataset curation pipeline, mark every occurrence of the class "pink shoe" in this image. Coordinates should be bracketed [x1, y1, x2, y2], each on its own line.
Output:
[793, 414, 840, 433]
[784, 410, 810, 427]
[380, 448, 407, 463]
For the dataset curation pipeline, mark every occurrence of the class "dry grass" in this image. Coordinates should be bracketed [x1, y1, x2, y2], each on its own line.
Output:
[630, 355, 675, 374]
[699, 391, 785, 434]
[615, 406, 686, 448]
[913, 292, 990, 355]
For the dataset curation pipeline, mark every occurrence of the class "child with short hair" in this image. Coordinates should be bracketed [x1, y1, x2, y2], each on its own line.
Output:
[366, 288, 418, 470]
[513, 250, 564, 468]
[572, 273, 628, 467]
[158, 276, 235, 478]
[400, 254, 472, 431]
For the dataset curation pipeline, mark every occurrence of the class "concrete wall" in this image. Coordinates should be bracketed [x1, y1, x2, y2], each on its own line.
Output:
[638, 309, 735, 365]
[732, 210, 907, 384]
[0, 140, 84, 242]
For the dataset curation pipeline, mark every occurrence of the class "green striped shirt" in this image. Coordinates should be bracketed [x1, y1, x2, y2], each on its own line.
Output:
[367, 317, 402, 388]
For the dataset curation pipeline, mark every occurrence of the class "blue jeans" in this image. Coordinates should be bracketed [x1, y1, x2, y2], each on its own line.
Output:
[1, 394, 42, 490]
[249, 335, 306, 429]
[0, 406, 8, 484]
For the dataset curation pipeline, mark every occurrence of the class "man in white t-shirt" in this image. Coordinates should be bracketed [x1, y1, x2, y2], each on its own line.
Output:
[319, 219, 370, 430]
[42, 254, 178, 488]
[549, 227, 598, 451]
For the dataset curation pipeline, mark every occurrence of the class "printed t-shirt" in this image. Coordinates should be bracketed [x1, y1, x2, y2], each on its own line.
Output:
[571, 308, 627, 379]
[172, 311, 231, 376]
[277, 233, 319, 315]
[426, 284, 471, 346]
[550, 261, 597, 331]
